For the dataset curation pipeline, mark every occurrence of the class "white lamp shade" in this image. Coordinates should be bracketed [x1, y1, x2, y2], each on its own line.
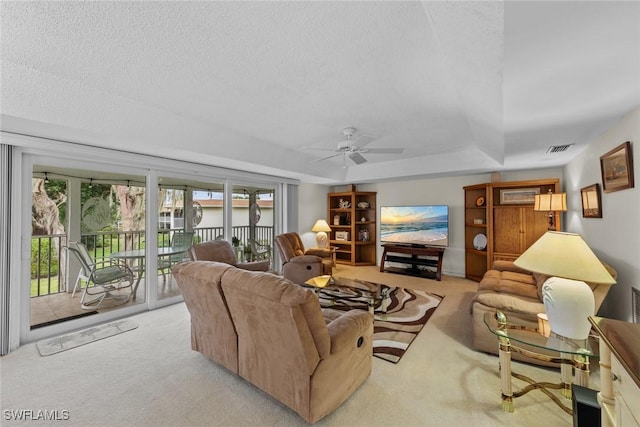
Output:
[311, 219, 331, 232]
[541, 277, 594, 340]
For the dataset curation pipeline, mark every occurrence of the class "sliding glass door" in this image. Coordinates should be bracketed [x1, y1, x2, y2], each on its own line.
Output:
[8, 136, 290, 351]
[30, 165, 147, 329]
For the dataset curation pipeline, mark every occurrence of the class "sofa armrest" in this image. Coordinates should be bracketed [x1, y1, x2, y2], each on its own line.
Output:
[326, 310, 373, 354]
[289, 255, 323, 264]
[237, 260, 270, 271]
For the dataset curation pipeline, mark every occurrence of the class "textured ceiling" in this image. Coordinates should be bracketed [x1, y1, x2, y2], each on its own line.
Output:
[1, 1, 639, 184]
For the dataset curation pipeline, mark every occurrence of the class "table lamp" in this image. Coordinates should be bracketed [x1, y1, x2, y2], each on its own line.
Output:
[513, 231, 616, 339]
[534, 190, 567, 230]
[311, 219, 332, 249]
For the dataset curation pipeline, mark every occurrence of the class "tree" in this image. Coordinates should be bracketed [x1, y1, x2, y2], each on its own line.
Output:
[32, 178, 66, 236]
[31, 178, 67, 287]
[115, 185, 145, 250]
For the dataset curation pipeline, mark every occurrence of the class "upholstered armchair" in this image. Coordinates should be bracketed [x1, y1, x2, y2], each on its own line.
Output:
[274, 232, 334, 284]
[187, 240, 271, 271]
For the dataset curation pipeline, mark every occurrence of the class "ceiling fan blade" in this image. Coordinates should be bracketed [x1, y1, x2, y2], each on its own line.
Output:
[362, 148, 404, 154]
[348, 152, 368, 165]
[302, 146, 336, 152]
[311, 152, 343, 163]
[352, 135, 376, 149]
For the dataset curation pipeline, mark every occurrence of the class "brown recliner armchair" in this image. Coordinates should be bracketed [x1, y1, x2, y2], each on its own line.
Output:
[274, 232, 334, 284]
[187, 240, 271, 271]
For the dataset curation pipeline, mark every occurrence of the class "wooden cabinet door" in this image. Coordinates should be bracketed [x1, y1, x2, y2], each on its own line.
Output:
[493, 207, 521, 254]
[494, 207, 548, 259]
[522, 209, 549, 248]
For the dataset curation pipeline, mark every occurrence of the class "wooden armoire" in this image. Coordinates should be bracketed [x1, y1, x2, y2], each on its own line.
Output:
[464, 179, 560, 281]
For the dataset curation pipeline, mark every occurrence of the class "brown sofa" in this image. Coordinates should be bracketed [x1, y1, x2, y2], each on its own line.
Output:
[274, 232, 334, 284]
[173, 261, 373, 424]
[471, 260, 615, 364]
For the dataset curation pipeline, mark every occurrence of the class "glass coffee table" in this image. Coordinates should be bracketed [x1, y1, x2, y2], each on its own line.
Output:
[304, 275, 393, 315]
[484, 311, 598, 415]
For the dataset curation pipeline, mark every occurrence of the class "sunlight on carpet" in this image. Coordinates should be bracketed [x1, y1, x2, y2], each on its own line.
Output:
[36, 319, 138, 356]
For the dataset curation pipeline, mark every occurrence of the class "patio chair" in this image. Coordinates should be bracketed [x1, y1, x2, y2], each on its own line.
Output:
[158, 231, 195, 284]
[247, 239, 270, 261]
[64, 241, 135, 310]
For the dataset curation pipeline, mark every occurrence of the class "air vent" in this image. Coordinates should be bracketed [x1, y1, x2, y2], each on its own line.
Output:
[546, 144, 574, 153]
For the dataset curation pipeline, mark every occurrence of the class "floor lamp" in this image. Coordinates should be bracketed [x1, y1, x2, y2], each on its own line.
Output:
[514, 232, 616, 339]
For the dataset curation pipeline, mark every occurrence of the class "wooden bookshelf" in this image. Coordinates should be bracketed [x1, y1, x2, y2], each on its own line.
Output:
[327, 188, 377, 266]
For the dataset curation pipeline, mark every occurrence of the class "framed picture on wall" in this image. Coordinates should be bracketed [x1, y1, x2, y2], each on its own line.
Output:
[499, 188, 540, 204]
[600, 141, 634, 193]
[580, 184, 602, 218]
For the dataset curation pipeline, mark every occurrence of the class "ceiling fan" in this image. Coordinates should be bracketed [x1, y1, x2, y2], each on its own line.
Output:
[308, 127, 404, 167]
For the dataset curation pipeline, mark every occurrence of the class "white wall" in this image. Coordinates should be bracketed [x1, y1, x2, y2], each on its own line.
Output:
[297, 182, 330, 248]
[564, 107, 640, 321]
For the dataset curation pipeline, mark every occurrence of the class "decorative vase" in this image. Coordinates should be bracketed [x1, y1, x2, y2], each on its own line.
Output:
[541, 277, 595, 340]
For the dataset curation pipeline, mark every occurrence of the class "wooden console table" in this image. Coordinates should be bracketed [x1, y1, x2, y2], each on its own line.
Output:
[379, 244, 445, 281]
[589, 316, 640, 427]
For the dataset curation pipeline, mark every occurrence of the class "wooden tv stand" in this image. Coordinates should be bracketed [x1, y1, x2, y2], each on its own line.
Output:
[380, 244, 445, 281]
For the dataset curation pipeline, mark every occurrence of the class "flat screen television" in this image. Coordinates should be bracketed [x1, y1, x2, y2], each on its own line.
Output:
[380, 205, 449, 247]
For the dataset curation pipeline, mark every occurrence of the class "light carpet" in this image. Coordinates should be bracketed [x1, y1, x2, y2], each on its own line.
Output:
[36, 319, 138, 356]
[2, 267, 584, 426]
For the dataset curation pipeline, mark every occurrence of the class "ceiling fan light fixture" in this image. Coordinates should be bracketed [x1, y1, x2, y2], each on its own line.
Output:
[337, 141, 352, 151]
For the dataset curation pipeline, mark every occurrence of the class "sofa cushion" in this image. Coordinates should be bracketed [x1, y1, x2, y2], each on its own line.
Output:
[474, 290, 544, 316]
[492, 259, 532, 274]
[187, 240, 238, 265]
[478, 270, 538, 300]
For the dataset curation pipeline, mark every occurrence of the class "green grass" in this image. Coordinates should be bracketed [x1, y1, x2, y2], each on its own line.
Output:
[31, 277, 61, 297]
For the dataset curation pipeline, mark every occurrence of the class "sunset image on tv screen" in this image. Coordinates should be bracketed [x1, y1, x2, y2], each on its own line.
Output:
[380, 205, 448, 246]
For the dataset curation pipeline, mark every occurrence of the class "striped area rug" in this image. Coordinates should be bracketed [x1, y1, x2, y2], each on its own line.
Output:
[319, 285, 443, 363]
